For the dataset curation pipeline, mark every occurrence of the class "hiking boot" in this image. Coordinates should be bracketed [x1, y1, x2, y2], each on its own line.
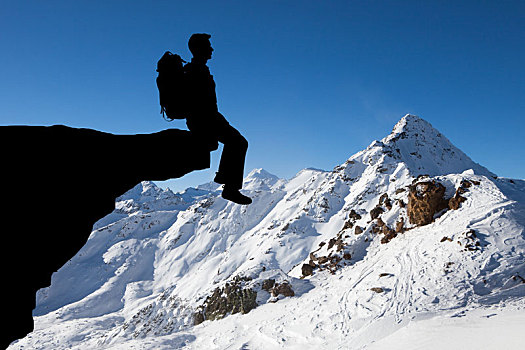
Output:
[222, 187, 252, 205]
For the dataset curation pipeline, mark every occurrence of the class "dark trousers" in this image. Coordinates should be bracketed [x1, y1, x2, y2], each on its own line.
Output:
[187, 114, 248, 189]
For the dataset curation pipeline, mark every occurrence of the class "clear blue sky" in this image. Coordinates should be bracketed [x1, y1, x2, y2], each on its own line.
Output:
[1, 1, 523, 192]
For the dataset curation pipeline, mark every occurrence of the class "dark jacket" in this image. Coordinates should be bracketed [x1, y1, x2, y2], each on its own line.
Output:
[184, 61, 228, 132]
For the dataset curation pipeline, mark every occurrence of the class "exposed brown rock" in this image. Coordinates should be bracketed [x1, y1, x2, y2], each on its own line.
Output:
[449, 180, 477, 210]
[330, 255, 342, 264]
[348, 209, 362, 221]
[370, 287, 384, 293]
[261, 279, 275, 292]
[302, 263, 314, 277]
[465, 229, 476, 239]
[341, 210, 362, 233]
[458, 229, 482, 252]
[342, 220, 354, 230]
[461, 180, 472, 188]
[197, 277, 258, 322]
[370, 206, 384, 220]
[448, 194, 466, 210]
[327, 255, 343, 273]
[456, 186, 467, 195]
[193, 311, 205, 325]
[318, 256, 329, 264]
[343, 252, 352, 260]
[449, 189, 465, 209]
[407, 180, 448, 226]
[354, 226, 363, 235]
[379, 193, 392, 210]
[395, 218, 405, 233]
[272, 282, 295, 297]
[381, 229, 397, 244]
[382, 225, 394, 235]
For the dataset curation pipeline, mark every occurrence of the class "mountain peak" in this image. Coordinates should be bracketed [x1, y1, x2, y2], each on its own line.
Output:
[116, 181, 166, 202]
[246, 168, 277, 179]
[115, 180, 183, 213]
[385, 114, 440, 143]
[349, 114, 496, 177]
[243, 168, 281, 190]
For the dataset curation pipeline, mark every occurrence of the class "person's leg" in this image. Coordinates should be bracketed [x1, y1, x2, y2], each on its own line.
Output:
[214, 124, 248, 189]
[214, 123, 251, 205]
[188, 113, 251, 205]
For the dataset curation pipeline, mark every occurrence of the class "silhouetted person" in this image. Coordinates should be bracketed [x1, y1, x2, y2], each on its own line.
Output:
[185, 33, 252, 205]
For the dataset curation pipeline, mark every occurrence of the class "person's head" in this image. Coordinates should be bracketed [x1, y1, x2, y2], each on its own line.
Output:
[188, 33, 213, 61]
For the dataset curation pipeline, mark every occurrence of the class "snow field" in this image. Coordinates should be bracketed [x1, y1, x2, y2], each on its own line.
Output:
[11, 115, 525, 349]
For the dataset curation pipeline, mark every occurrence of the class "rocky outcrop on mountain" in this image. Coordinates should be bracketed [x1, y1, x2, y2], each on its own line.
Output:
[302, 263, 315, 276]
[0, 125, 216, 349]
[395, 218, 405, 233]
[261, 278, 276, 292]
[378, 220, 397, 244]
[193, 274, 299, 325]
[271, 281, 295, 298]
[194, 276, 257, 325]
[407, 180, 448, 226]
[458, 229, 482, 252]
[449, 179, 479, 210]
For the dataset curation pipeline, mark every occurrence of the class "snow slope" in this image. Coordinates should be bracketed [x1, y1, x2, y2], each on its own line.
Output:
[12, 114, 525, 349]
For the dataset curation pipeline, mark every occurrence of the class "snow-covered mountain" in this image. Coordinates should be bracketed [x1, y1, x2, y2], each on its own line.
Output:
[13, 114, 525, 349]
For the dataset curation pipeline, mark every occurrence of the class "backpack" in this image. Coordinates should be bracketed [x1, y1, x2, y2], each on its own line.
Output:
[156, 51, 187, 120]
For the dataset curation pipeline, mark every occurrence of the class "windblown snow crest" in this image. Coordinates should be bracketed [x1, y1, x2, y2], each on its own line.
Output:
[18, 115, 525, 349]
